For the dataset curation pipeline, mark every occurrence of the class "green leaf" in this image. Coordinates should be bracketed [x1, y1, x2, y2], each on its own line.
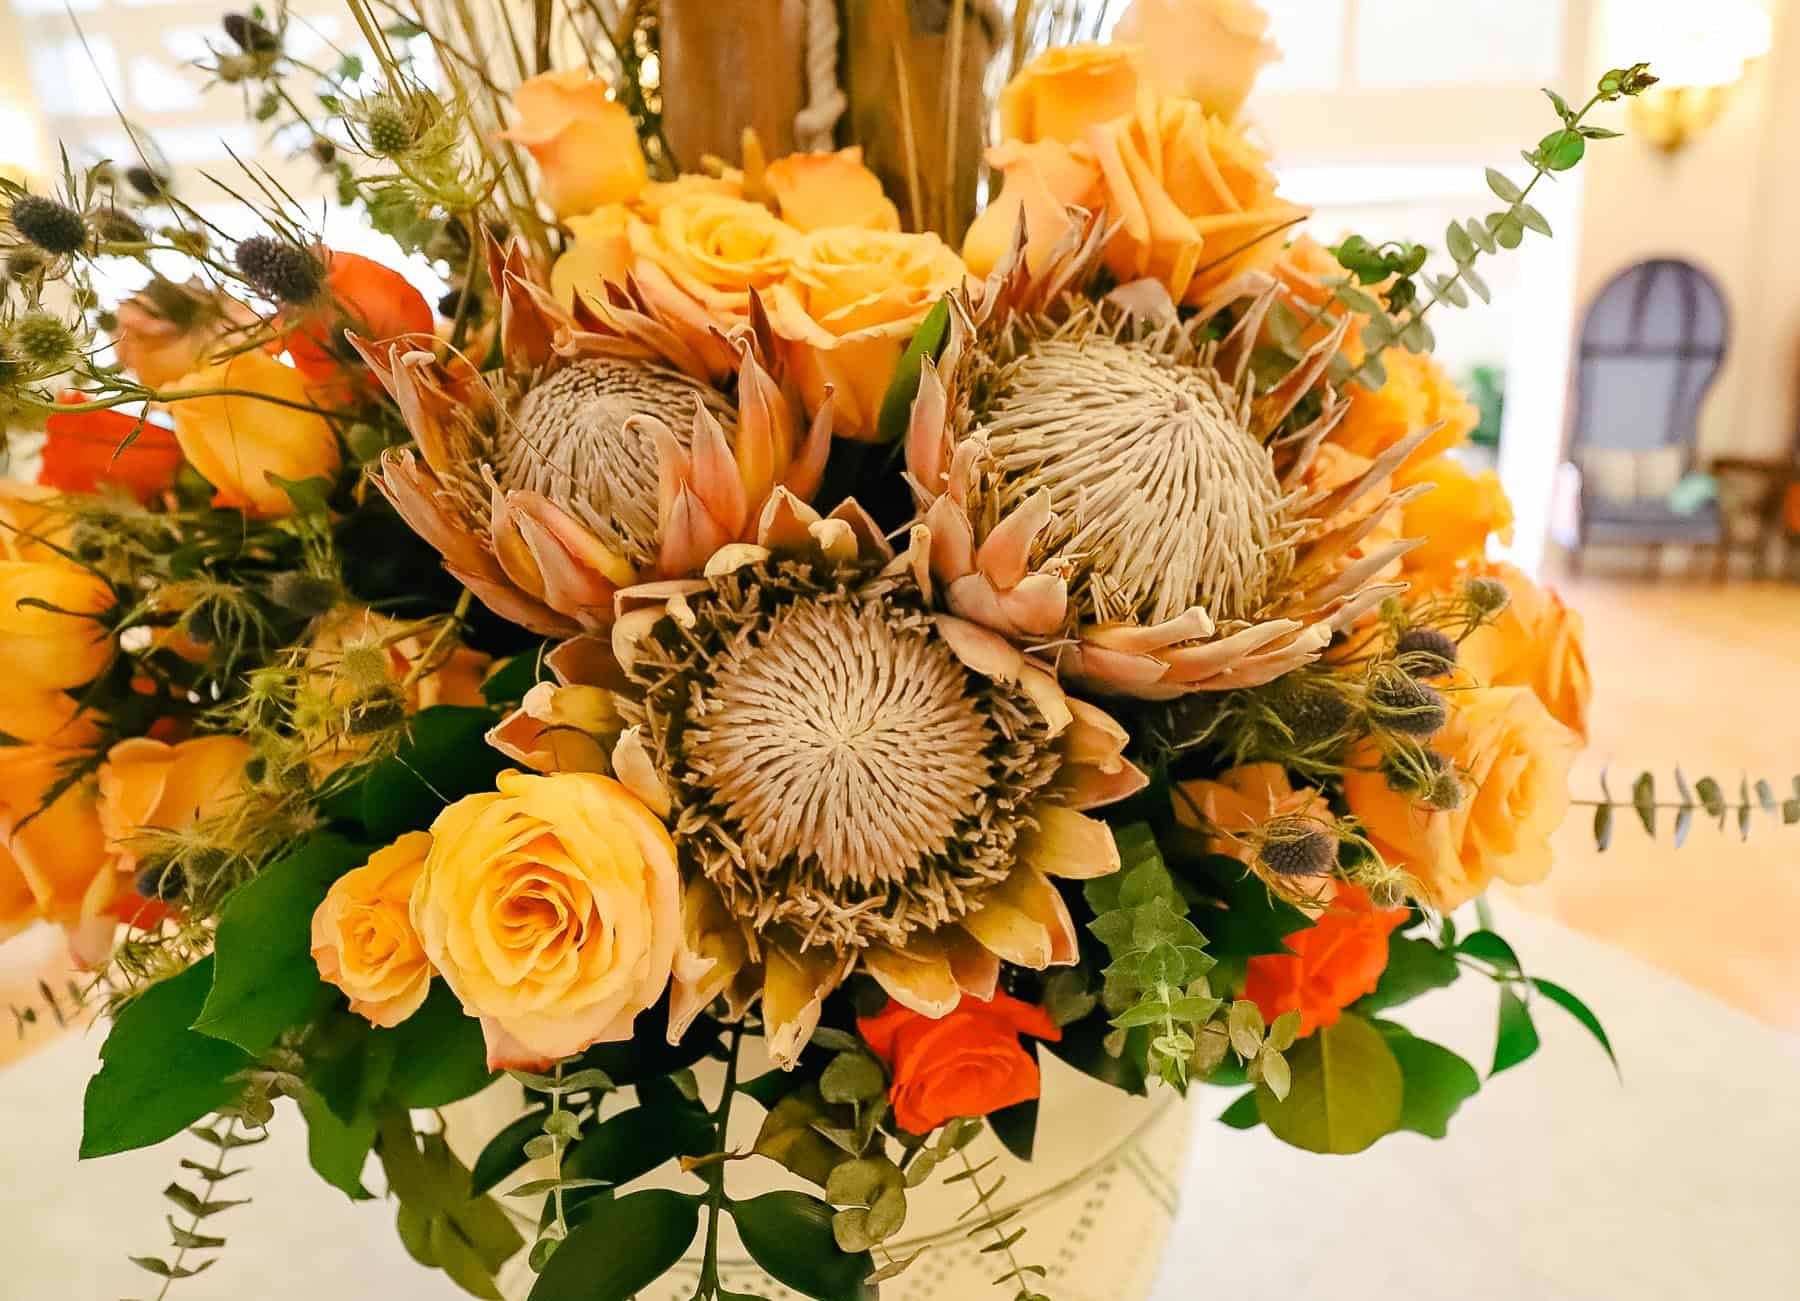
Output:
[1357, 935, 1460, 1013]
[351, 706, 510, 841]
[1445, 221, 1475, 264]
[1543, 86, 1574, 122]
[470, 1106, 549, 1197]
[1593, 801, 1614, 851]
[1696, 775, 1727, 819]
[528, 1189, 699, 1301]
[1485, 168, 1523, 202]
[819, 1052, 887, 1106]
[377, 984, 496, 1108]
[1254, 1014, 1403, 1155]
[1539, 128, 1586, 171]
[480, 648, 551, 706]
[1457, 929, 1521, 974]
[1462, 263, 1492, 303]
[299, 1087, 377, 1200]
[734, 1191, 876, 1300]
[875, 296, 951, 444]
[1516, 203, 1553, 237]
[1492, 987, 1541, 1076]
[1217, 1091, 1261, 1130]
[1532, 977, 1618, 1075]
[1631, 772, 1657, 838]
[1465, 217, 1497, 256]
[1043, 1015, 1148, 1098]
[81, 959, 252, 1159]
[1374, 1022, 1481, 1140]
[563, 1093, 714, 1201]
[194, 834, 371, 1054]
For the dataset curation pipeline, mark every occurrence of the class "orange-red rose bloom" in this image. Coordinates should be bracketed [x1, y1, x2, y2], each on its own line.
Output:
[283, 250, 434, 381]
[858, 991, 1061, 1135]
[1242, 883, 1406, 1037]
[40, 397, 181, 502]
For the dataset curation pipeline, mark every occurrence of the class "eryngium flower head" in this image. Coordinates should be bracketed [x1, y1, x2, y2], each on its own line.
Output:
[234, 235, 323, 304]
[1257, 821, 1339, 877]
[1396, 626, 1458, 677]
[1368, 669, 1448, 738]
[9, 195, 87, 256]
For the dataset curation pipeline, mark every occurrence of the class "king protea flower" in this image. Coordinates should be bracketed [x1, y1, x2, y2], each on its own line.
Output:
[489, 488, 1147, 1066]
[904, 215, 1435, 699]
[355, 238, 830, 636]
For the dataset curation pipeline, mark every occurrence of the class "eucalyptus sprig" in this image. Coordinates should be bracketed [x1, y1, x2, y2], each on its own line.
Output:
[1585, 769, 1800, 850]
[126, 1113, 265, 1300]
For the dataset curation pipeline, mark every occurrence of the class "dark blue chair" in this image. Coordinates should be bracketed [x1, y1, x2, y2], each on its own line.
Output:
[1568, 258, 1729, 576]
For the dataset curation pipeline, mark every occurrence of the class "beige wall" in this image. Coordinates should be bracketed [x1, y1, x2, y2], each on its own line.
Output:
[1577, 0, 1800, 458]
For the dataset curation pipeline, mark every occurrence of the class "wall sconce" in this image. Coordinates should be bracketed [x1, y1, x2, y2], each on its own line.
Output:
[1624, 0, 1774, 152]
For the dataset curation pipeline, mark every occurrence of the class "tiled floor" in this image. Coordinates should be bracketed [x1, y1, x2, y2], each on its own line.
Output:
[4, 576, 1798, 1299]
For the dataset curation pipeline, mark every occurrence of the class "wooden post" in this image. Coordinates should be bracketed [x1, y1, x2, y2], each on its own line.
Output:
[841, 0, 998, 243]
[657, 0, 810, 171]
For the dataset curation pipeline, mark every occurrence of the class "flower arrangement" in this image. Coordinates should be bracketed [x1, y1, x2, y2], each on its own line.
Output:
[3, 2, 1787, 1298]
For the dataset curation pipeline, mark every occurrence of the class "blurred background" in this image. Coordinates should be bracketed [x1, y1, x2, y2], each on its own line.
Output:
[1, 1, 1796, 1297]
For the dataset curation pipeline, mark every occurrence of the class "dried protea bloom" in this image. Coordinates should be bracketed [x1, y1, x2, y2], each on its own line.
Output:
[905, 216, 1433, 700]
[357, 238, 830, 636]
[498, 490, 1147, 1066]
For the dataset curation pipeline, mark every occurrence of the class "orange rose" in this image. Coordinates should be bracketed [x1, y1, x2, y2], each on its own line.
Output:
[0, 558, 114, 746]
[311, 831, 434, 1027]
[97, 735, 255, 880]
[1400, 456, 1515, 584]
[1242, 883, 1406, 1036]
[0, 747, 112, 956]
[633, 173, 745, 218]
[1345, 686, 1580, 910]
[168, 350, 341, 517]
[411, 771, 682, 1068]
[1333, 349, 1478, 477]
[768, 227, 967, 439]
[1173, 763, 1333, 867]
[764, 147, 899, 232]
[1458, 562, 1593, 741]
[1000, 44, 1143, 145]
[0, 483, 66, 563]
[40, 399, 181, 502]
[1114, 0, 1279, 120]
[1086, 95, 1307, 303]
[641, 193, 801, 315]
[858, 991, 1062, 1135]
[499, 70, 649, 220]
[552, 206, 636, 308]
[282, 250, 434, 381]
[113, 283, 260, 388]
[961, 139, 1102, 279]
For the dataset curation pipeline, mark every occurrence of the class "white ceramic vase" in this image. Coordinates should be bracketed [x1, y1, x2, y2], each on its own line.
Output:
[448, 1047, 1191, 1301]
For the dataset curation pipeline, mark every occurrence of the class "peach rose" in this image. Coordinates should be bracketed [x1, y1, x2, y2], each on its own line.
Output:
[411, 770, 682, 1068]
[858, 991, 1062, 1135]
[1458, 562, 1593, 741]
[768, 227, 968, 439]
[961, 139, 1102, 279]
[0, 747, 112, 955]
[311, 831, 434, 1027]
[1400, 456, 1515, 584]
[551, 205, 636, 308]
[98, 735, 255, 880]
[0, 483, 66, 562]
[1000, 44, 1143, 145]
[113, 283, 258, 388]
[1115, 0, 1280, 120]
[764, 147, 899, 232]
[634, 173, 745, 218]
[1243, 883, 1406, 1036]
[1174, 763, 1333, 867]
[0, 558, 114, 746]
[1086, 94, 1308, 303]
[168, 351, 341, 517]
[1345, 686, 1580, 910]
[499, 70, 649, 220]
[643, 192, 801, 315]
[1333, 348, 1478, 477]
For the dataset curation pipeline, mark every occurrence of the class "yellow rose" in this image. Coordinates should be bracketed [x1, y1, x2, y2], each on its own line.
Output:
[1459, 562, 1593, 742]
[1334, 348, 1478, 478]
[962, 139, 1102, 279]
[768, 227, 968, 440]
[644, 193, 802, 315]
[1115, 0, 1279, 120]
[169, 351, 341, 517]
[1086, 95, 1308, 302]
[552, 206, 636, 309]
[499, 70, 649, 220]
[1400, 456, 1515, 585]
[0, 747, 111, 951]
[411, 770, 682, 1068]
[311, 831, 434, 1028]
[0, 559, 114, 745]
[98, 735, 255, 879]
[1001, 44, 1143, 145]
[633, 173, 744, 219]
[1346, 686, 1579, 910]
[764, 147, 899, 232]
